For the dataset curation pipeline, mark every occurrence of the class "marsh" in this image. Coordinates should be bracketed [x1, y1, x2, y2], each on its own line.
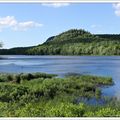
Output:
[0, 55, 120, 99]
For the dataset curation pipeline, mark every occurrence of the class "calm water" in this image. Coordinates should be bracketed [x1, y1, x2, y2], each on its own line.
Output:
[0, 55, 120, 99]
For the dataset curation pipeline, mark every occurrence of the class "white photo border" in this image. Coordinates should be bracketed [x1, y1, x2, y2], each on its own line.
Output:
[0, 0, 119, 3]
[0, 1, 120, 120]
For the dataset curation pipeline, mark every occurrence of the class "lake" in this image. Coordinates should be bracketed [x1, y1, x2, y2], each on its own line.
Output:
[0, 55, 120, 99]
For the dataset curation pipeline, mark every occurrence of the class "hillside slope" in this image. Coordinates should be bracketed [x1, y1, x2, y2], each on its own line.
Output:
[27, 29, 120, 55]
[0, 29, 120, 55]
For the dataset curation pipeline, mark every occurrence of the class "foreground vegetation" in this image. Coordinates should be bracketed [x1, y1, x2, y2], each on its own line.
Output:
[0, 72, 119, 117]
[1, 29, 120, 55]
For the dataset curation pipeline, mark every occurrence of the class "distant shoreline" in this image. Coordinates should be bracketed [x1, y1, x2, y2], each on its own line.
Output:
[0, 29, 120, 56]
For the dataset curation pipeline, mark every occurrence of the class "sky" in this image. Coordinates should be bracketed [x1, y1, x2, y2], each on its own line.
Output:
[0, 3, 120, 48]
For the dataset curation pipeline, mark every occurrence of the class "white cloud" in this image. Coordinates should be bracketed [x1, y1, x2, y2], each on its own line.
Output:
[13, 21, 43, 31]
[0, 16, 17, 27]
[42, 3, 70, 8]
[90, 24, 102, 29]
[90, 24, 103, 33]
[0, 16, 43, 32]
[113, 3, 120, 16]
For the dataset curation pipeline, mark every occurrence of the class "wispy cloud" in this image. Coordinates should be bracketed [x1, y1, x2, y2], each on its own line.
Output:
[90, 24, 102, 29]
[90, 24, 103, 33]
[113, 3, 120, 16]
[0, 16, 43, 32]
[13, 21, 43, 31]
[41, 3, 70, 8]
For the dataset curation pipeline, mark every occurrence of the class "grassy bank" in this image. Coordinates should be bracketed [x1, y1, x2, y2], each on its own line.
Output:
[0, 72, 118, 117]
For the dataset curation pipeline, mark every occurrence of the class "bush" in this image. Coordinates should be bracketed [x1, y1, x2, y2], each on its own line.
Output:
[0, 83, 30, 102]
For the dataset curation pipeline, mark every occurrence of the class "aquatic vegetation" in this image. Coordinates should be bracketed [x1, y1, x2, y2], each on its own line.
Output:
[0, 72, 118, 117]
[0, 72, 56, 83]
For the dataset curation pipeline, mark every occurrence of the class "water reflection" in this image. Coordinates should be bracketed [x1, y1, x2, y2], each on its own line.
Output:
[75, 97, 106, 105]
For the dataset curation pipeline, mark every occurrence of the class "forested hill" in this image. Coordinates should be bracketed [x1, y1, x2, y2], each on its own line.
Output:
[27, 29, 120, 55]
[0, 29, 120, 55]
[0, 46, 33, 55]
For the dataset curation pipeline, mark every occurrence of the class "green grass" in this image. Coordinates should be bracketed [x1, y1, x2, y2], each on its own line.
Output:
[0, 72, 56, 83]
[0, 72, 117, 117]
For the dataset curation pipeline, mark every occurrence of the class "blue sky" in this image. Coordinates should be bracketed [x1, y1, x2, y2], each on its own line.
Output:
[0, 3, 120, 48]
